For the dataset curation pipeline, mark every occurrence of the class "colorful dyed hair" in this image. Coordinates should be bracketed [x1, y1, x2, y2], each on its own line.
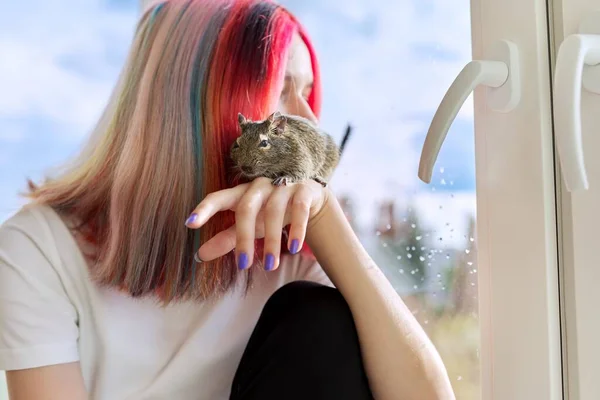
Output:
[24, 0, 322, 303]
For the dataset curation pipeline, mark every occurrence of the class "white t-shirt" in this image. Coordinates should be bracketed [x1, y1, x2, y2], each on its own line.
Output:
[0, 204, 331, 399]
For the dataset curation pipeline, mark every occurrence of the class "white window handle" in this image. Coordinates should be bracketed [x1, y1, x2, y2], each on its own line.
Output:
[553, 13, 600, 192]
[418, 40, 521, 184]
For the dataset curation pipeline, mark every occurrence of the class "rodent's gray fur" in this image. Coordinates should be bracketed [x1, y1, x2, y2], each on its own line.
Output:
[230, 111, 341, 187]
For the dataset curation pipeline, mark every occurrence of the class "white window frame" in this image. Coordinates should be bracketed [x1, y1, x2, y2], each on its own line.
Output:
[467, 0, 562, 398]
[551, 0, 600, 399]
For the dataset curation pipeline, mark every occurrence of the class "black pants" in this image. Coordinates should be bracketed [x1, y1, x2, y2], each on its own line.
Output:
[230, 281, 374, 400]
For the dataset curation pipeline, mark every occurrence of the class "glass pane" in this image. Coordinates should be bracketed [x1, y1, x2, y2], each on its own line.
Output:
[280, 1, 480, 398]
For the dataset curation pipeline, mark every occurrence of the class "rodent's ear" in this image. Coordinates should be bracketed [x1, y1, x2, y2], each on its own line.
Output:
[238, 113, 247, 125]
[272, 114, 287, 135]
[267, 111, 282, 123]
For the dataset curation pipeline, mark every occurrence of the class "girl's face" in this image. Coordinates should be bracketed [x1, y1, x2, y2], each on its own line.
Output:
[276, 33, 317, 124]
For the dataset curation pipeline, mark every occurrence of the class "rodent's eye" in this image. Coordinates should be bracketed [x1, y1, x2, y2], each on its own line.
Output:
[232, 141, 239, 149]
[259, 140, 269, 148]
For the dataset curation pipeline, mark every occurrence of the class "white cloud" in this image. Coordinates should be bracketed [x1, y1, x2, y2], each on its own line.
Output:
[286, 0, 475, 120]
[0, 1, 137, 138]
[0, 118, 26, 143]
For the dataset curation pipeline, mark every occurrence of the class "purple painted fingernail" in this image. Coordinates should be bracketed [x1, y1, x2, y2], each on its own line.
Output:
[185, 213, 198, 225]
[290, 239, 300, 254]
[238, 252, 249, 270]
[265, 254, 275, 271]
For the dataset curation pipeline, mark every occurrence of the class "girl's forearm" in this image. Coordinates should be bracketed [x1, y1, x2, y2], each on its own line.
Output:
[306, 194, 456, 400]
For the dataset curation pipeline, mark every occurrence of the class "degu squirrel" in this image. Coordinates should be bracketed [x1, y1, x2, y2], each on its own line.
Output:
[230, 111, 351, 187]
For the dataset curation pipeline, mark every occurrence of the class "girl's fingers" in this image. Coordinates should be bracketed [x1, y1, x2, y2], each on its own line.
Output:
[235, 181, 272, 269]
[188, 177, 324, 268]
[287, 184, 312, 255]
[262, 186, 291, 271]
[196, 212, 267, 262]
[184, 183, 250, 228]
[196, 225, 236, 262]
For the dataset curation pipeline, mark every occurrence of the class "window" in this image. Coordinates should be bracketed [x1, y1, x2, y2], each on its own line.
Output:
[281, 1, 480, 396]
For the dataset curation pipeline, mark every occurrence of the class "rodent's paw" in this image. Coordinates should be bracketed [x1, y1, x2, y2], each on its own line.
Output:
[272, 176, 291, 187]
[312, 176, 328, 188]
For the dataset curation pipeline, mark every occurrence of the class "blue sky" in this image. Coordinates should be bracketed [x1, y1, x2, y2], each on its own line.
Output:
[0, 0, 475, 226]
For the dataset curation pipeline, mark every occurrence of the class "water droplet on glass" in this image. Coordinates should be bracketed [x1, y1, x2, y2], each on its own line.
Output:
[382, 243, 388, 248]
[376, 231, 381, 236]
[467, 261, 473, 266]
[406, 246, 410, 251]
[411, 223, 416, 229]
[457, 376, 463, 381]
[397, 255, 402, 260]
[386, 224, 392, 230]
[470, 237, 475, 242]
[450, 193, 455, 198]
[399, 269, 404, 274]
[442, 286, 446, 290]
[440, 167, 445, 173]
[446, 254, 450, 259]
[471, 282, 476, 286]
[424, 320, 429, 324]
[407, 253, 412, 259]
[450, 180, 454, 185]
[411, 246, 416, 251]
[440, 178, 446, 185]
[465, 249, 471, 254]
[416, 235, 422, 241]
[411, 270, 416, 275]
[413, 285, 418, 290]
[436, 273, 441, 278]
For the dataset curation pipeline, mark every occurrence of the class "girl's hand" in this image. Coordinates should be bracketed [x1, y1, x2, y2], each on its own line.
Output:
[184, 177, 329, 271]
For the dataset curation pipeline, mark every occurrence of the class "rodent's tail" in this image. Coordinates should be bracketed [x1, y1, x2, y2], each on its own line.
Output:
[339, 124, 353, 155]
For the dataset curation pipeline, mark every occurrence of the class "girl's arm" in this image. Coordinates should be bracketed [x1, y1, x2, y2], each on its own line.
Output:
[6, 363, 87, 400]
[306, 194, 456, 400]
